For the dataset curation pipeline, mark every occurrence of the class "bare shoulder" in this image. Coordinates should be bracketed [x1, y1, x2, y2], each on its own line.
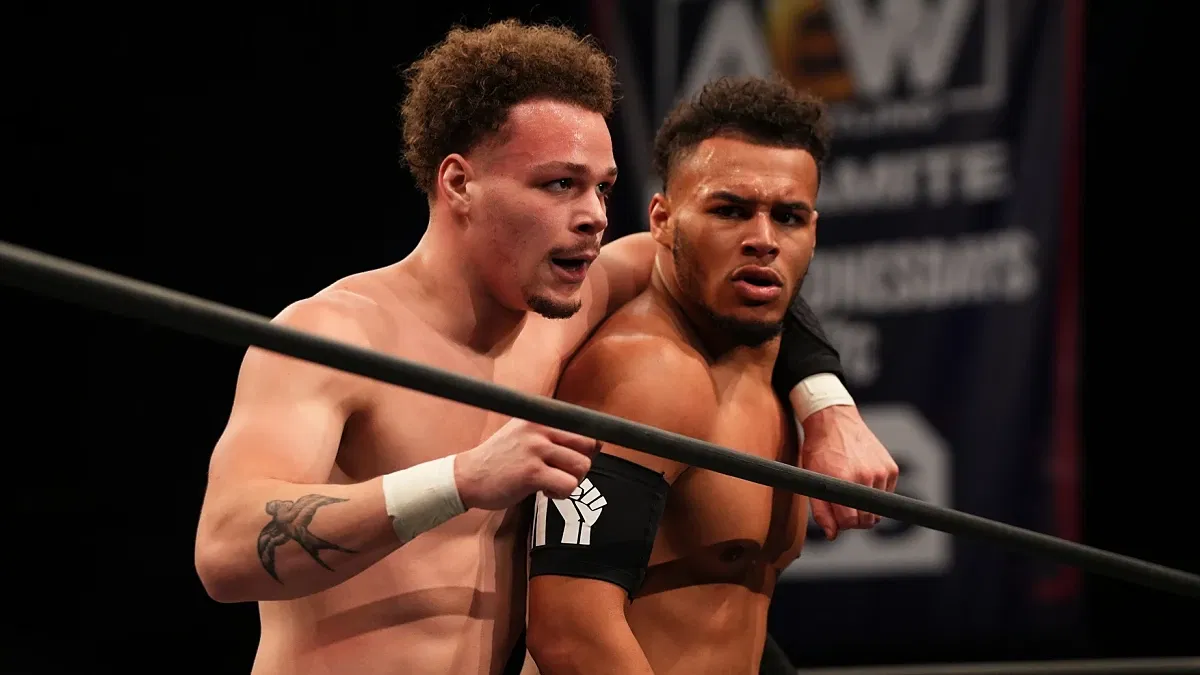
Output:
[234, 274, 403, 407]
[557, 301, 716, 480]
[563, 330, 710, 403]
[275, 273, 401, 347]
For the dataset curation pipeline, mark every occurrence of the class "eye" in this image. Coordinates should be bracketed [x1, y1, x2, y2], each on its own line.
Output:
[712, 205, 748, 219]
[596, 182, 613, 196]
[544, 178, 574, 192]
[775, 209, 812, 227]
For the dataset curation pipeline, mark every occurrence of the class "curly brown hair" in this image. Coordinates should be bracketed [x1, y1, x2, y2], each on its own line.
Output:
[652, 75, 831, 190]
[400, 20, 617, 195]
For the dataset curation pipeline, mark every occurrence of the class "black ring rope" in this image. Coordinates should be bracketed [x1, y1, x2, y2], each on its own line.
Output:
[1, 240, 1197, 599]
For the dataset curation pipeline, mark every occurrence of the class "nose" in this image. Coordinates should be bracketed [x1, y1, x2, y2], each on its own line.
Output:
[572, 189, 609, 237]
[741, 215, 780, 260]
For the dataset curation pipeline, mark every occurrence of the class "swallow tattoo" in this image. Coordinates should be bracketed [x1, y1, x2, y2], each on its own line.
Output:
[257, 494, 357, 583]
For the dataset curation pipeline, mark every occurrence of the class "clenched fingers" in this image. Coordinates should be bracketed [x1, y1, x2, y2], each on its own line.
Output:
[538, 467, 584, 500]
[537, 442, 593, 483]
[811, 499, 839, 541]
[858, 471, 888, 527]
[830, 497, 860, 532]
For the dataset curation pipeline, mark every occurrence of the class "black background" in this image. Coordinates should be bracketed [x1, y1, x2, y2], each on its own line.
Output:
[5, 1, 1195, 671]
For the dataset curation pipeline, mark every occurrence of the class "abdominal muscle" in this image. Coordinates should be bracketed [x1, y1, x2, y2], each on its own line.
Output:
[251, 508, 527, 675]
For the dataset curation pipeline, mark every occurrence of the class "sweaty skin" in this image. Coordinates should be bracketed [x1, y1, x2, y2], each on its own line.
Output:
[527, 136, 819, 675]
[195, 100, 655, 675]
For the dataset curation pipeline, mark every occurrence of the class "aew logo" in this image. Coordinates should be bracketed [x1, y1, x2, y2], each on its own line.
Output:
[532, 479, 607, 546]
[668, 0, 1008, 137]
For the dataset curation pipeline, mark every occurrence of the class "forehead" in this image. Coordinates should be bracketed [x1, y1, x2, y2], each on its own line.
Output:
[479, 99, 614, 172]
[672, 136, 818, 204]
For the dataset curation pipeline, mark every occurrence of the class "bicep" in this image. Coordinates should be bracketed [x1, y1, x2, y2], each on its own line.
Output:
[528, 574, 630, 623]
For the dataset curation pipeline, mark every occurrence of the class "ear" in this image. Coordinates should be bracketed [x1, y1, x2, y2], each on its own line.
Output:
[811, 209, 819, 250]
[436, 154, 474, 215]
[648, 192, 673, 247]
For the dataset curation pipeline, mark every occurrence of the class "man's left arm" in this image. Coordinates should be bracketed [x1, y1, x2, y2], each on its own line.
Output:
[585, 232, 659, 329]
[772, 293, 900, 541]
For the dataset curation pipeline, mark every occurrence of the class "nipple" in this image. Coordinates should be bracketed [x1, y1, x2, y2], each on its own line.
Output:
[720, 544, 748, 563]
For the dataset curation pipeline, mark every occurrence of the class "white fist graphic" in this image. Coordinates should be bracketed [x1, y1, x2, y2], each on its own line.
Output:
[552, 479, 606, 545]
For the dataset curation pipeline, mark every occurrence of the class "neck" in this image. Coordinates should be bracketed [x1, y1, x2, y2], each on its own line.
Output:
[650, 253, 780, 377]
[402, 214, 529, 354]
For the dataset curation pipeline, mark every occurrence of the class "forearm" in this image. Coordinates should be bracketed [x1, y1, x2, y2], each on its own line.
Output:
[617, 231, 656, 296]
[528, 622, 654, 675]
[598, 232, 658, 316]
[196, 476, 399, 602]
[773, 294, 853, 419]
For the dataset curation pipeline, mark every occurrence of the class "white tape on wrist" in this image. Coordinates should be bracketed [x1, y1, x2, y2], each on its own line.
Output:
[381, 455, 466, 543]
[790, 373, 855, 422]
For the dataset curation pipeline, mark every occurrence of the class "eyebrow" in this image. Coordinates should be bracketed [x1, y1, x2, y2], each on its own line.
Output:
[533, 161, 619, 179]
[710, 190, 812, 212]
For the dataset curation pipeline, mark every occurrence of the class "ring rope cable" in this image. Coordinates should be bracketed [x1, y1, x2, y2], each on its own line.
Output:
[1, 239, 1197, 599]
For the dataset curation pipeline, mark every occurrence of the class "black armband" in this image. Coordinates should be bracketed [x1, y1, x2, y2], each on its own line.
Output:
[772, 293, 846, 401]
[529, 453, 669, 598]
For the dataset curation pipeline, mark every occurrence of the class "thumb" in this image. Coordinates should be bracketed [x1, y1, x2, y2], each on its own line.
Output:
[811, 499, 838, 541]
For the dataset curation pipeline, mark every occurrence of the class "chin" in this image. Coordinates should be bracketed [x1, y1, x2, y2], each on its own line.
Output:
[710, 306, 786, 347]
[730, 303, 786, 325]
[527, 292, 582, 320]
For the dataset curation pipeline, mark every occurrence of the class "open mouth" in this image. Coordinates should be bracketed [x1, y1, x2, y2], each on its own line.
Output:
[550, 251, 597, 283]
[730, 266, 784, 304]
[551, 258, 588, 273]
[731, 267, 783, 287]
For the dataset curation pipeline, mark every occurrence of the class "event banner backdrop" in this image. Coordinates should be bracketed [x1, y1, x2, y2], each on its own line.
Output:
[590, 0, 1082, 658]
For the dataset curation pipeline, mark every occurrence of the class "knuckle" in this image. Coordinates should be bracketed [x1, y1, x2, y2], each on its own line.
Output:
[523, 462, 544, 483]
[532, 438, 557, 457]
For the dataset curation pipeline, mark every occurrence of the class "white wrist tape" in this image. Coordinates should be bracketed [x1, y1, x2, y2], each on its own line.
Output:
[381, 455, 466, 543]
[790, 373, 855, 422]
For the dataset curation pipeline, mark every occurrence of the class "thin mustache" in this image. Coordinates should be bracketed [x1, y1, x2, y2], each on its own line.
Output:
[551, 241, 601, 258]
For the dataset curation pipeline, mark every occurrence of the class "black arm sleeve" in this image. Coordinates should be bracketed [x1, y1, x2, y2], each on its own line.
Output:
[772, 292, 846, 401]
[759, 633, 795, 675]
[528, 453, 670, 599]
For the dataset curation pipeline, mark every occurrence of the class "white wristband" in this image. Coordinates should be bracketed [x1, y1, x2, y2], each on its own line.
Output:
[381, 455, 466, 543]
[789, 373, 855, 422]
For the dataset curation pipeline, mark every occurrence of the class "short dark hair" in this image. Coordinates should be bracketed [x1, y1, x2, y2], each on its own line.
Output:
[652, 75, 831, 189]
[400, 20, 617, 195]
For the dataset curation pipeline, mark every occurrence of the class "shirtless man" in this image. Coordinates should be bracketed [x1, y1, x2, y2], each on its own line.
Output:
[526, 76, 839, 674]
[193, 21, 894, 675]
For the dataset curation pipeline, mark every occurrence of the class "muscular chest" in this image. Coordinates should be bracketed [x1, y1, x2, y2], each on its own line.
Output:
[336, 326, 567, 479]
[653, 394, 806, 574]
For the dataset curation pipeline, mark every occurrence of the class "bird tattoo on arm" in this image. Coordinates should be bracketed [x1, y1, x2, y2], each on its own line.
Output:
[257, 494, 358, 583]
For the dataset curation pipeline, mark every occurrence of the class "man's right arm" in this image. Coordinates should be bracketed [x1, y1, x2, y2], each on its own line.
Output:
[194, 293, 406, 603]
[195, 291, 602, 604]
[526, 336, 712, 674]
